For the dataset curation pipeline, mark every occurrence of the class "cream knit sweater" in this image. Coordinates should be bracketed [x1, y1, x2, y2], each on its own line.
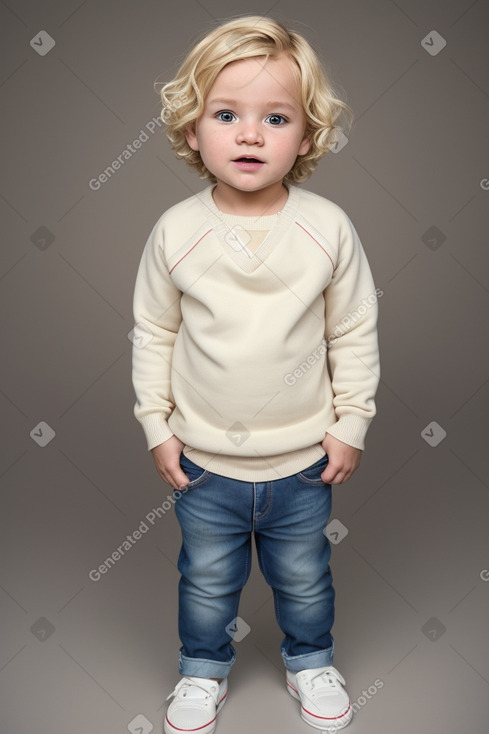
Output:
[131, 183, 380, 481]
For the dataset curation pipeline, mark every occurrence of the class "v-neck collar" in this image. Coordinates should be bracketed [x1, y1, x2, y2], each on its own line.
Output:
[196, 183, 300, 273]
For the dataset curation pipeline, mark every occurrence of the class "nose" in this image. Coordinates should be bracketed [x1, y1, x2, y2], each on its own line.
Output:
[236, 120, 264, 145]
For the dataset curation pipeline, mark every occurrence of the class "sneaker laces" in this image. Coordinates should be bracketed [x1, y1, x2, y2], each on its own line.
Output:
[313, 666, 345, 688]
[166, 677, 219, 704]
[307, 666, 346, 690]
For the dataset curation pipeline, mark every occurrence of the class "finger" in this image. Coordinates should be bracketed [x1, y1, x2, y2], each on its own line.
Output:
[342, 467, 356, 482]
[174, 470, 190, 490]
[322, 468, 338, 484]
[330, 470, 347, 485]
[159, 469, 174, 489]
[330, 475, 343, 485]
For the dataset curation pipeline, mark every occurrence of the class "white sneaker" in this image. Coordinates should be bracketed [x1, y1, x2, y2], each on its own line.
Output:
[286, 666, 352, 731]
[164, 676, 228, 734]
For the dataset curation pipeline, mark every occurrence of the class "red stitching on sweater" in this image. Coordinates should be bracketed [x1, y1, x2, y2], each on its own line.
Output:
[169, 230, 213, 274]
[294, 221, 334, 270]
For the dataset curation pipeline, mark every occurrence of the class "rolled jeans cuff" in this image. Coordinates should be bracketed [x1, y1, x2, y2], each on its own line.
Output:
[282, 642, 334, 673]
[178, 648, 237, 679]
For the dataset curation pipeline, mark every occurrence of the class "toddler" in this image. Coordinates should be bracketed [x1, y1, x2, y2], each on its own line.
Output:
[131, 15, 380, 733]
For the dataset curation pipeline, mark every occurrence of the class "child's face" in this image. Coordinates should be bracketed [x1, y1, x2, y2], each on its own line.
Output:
[185, 53, 311, 195]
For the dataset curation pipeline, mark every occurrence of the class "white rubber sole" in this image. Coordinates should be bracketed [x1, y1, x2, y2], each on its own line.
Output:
[164, 689, 228, 734]
[287, 680, 353, 731]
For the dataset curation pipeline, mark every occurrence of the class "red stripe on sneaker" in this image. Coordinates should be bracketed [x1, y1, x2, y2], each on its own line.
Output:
[288, 680, 351, 721]
[165, 690, 227, 732]
[301, 701, 351, 721]
[165, 714, 217, 731]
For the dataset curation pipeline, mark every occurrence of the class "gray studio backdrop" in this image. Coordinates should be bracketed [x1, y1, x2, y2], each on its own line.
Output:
[1, 1, 488, 733]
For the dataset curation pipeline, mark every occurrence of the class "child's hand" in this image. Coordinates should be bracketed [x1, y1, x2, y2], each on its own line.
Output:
[320, 433, 362, 485]
[151, 435, 190, 490]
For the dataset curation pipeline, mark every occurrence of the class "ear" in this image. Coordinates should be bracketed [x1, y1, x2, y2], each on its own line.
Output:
[297, 134, 312, 156]
[185, 123, 199, 151]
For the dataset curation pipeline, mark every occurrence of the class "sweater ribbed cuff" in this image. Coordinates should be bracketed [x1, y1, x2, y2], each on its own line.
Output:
[325, 413, 373, 451]
[138, 413, 174, 451]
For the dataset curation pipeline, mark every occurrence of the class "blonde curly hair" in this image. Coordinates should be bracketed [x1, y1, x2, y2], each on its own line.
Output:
[157, 15, 354, 184]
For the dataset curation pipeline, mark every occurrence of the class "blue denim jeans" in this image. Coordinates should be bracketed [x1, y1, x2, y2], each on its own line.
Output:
[174, 452, 335, 679]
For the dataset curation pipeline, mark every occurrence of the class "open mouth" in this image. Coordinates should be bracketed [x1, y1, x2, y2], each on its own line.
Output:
[234, 157, 263, 163]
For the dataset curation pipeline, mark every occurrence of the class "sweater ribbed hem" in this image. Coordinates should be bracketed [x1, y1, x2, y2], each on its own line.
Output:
[325, 413, 373, 450]
[137, 412, 174, 451]
[182, 443, 326, 482]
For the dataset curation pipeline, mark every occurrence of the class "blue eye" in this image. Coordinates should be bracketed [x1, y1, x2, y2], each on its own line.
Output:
[266, 114, 287, 126]
[216, 111, 235, 122]
[215, 111, 287, 125]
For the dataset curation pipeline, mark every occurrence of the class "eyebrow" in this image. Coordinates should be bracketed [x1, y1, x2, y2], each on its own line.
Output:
[207, 98, 298, 112]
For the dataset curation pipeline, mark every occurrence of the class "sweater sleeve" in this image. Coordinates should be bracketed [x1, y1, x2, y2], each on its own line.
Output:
[131, 220, 183, 451]
[323, 214, 380, 450]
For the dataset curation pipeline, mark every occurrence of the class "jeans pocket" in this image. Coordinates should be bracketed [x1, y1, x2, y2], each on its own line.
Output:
[179, 453, 211, 490]
[297, 454, 329, 485]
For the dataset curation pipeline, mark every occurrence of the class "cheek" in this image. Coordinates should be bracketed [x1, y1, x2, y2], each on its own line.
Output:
[276, 133, 304, 161]
[200, 130, 227, 154]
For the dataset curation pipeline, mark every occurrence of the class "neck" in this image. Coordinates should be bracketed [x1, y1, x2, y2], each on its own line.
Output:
[212, 181, 289, 216]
